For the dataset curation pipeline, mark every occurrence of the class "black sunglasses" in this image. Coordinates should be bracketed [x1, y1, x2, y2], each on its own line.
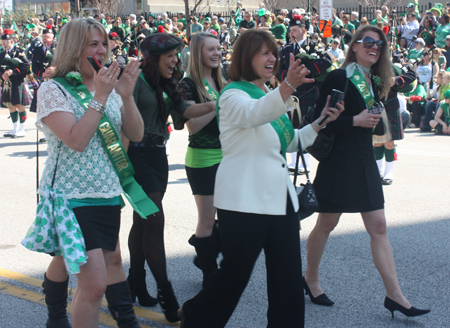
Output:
[356, 36, 384, 49]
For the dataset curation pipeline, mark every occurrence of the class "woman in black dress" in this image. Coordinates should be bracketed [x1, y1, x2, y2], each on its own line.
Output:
[304, 25, 430, 318]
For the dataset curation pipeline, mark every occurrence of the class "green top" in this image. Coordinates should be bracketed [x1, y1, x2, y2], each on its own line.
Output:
[351, 19, 360, 30]
[407, 48, 423, 60]
[344, 22, 355, 31]
[435, 24, 450, 48]
[269, 23, 287, 41]
[421, 28, 434, 45]
[133, 76, 189, 137]
[439, 102, 450, 125]
[333, 17, 343, 27]
[110, 25, 126, 41]
[370, 17, 388, 25]
[211, 22, 221, 32]
[178, 18, 186, 27]
[191, 22, 203, 33]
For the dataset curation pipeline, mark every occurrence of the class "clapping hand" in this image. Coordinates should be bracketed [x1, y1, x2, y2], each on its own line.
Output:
[115, 59, 141, 99]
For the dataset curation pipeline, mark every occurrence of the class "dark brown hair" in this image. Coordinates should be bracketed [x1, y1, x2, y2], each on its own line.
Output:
[141, 55, 183, 119]
[228, 29, 279, 82]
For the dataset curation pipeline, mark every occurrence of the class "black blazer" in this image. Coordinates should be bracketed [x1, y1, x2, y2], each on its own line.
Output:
[312, 68, 384, 213]
[31, 41, 57, 78]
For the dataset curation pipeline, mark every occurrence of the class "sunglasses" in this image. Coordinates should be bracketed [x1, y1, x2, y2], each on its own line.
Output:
[356, 36, 384, 49]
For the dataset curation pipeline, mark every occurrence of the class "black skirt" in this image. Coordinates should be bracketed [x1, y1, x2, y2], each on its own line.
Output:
[128, 146, 168, 194]
[185, 163, 219, 196]
[72, 205, 121, 252]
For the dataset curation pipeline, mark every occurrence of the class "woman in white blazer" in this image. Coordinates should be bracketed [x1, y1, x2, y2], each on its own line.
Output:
[179, 29, 343, 328]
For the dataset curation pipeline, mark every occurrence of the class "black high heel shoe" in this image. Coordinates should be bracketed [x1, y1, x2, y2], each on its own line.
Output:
[384, 297, 430, 318]
[302, 276, 334, 306]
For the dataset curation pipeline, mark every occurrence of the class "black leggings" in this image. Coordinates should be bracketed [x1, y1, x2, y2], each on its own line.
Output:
[128, 190, 169, 284]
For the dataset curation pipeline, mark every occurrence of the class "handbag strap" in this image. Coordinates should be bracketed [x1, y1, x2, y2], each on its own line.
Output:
[293, 136, 311, 186]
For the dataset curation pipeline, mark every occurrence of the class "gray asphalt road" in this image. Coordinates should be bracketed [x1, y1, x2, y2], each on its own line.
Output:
[0, 109, 449, 328]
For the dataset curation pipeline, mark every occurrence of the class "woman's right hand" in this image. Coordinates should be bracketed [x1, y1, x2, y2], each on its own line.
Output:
[284, 53, 315, 89]
[94, 61, 121, 103]
[353, 109, 381, 128]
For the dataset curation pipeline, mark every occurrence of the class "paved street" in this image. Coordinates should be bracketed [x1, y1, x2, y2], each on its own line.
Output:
[0, 108, 449, 327]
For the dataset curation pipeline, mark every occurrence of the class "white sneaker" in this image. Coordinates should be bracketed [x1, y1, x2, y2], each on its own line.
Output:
[382, 161, 394, 185]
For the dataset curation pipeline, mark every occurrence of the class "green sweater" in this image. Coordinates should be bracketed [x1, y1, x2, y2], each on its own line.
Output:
[269, 23, 287, 41]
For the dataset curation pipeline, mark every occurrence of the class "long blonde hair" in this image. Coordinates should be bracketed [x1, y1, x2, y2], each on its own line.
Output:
[188, 32, 224, 102]
[341, 25, 393, 98]
[51, 18, 110, 78]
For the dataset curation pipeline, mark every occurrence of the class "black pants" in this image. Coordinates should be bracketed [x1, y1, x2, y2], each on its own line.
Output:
[182, 198, 304, 328]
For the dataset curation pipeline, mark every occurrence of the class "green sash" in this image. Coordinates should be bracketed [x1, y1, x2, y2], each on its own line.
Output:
[349, 69, 376, 110]
[139, 72, 172, 113]
[203, 77, 220, 100]
[218, 81, 294, 158]
[53, 77, 159, 219]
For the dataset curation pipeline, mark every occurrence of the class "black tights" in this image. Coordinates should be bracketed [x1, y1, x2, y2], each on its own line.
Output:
[128, 190, 168, 284]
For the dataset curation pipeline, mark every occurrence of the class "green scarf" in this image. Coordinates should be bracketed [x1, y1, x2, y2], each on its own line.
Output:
[218, 81, 294, 158]
[53, 76, 159, 219]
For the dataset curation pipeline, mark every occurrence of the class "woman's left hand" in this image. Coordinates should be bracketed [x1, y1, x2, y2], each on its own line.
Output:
[115, 59, 142, 99]
[317, 95, 345, 126]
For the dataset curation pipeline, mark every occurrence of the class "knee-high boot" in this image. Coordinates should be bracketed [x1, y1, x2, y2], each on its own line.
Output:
[105, 281, 141, 328]
[189, 234, 219, 287]
[42, 273, 71, 328]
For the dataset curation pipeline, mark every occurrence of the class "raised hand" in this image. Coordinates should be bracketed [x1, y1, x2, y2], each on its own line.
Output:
[115, 59, 141, 99]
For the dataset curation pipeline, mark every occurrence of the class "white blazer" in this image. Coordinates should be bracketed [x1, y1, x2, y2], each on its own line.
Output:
[214, 85, 318, 215]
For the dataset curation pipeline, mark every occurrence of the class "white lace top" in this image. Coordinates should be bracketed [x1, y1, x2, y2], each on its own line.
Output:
[36, 80, 124, 199]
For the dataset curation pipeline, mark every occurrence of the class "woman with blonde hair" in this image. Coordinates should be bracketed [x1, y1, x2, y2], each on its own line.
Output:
[304, 25, 430, 318]
[178, 32, 225, 287]
[35, 18, 144, 328]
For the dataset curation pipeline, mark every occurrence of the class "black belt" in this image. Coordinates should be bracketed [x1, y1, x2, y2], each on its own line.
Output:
[129, 134, 166, 148]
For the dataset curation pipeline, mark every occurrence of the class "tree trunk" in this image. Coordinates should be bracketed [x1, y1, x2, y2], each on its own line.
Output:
[185, 0, 191, 41]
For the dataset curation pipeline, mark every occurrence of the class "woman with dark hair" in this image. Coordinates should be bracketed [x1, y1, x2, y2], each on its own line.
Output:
[178, 32, 225, 287]
[435, 13, 450, 48]
[126, 33, 215, 323]
[418, 17, 435, 47]
[304, 25, 430, 318]
[178, 28, 343, 328]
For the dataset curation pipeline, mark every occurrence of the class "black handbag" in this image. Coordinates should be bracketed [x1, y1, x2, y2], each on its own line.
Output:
[301, 78, 349, 162]
[293, 138, 320, 220]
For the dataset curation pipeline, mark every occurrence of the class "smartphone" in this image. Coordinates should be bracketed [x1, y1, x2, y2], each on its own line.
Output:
[87, 56, 102, 72]
[329, 89, 344, 108]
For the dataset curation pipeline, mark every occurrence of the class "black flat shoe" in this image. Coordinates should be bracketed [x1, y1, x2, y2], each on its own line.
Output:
[382, 178, 393, 185]
[302, 276, 334, 306]
[384, 297, 430, 318]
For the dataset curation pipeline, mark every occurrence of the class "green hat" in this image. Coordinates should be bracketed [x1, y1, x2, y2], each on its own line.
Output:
[140, 33, 183, 59]
[258, 8, 265, 17]
[204, 17, 211, 23]
[25, 23, 36, 29]
[295, 52, 333, 82]
[444, 89, 450, 99]
[430, 4, 442, 16]
[150, 13, 156, 18]
[192, 16, 198, 21]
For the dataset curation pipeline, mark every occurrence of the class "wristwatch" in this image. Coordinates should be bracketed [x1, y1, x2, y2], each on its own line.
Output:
[89, 99, 107, 114]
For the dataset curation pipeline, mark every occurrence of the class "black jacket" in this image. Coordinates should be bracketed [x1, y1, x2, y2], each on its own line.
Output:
[30, 41, 57, 78]
[0, 46, 30, 84]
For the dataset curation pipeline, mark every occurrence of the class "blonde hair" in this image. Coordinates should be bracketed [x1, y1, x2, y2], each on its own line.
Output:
[341, 25, 393, 98]
[51, 18, 110, 78]
[188, 32, 225, 102]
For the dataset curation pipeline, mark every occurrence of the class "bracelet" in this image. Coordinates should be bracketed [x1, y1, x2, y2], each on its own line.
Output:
[89, 99, 107, 114]
[284, 79, 297, 92]
[315, 120, 326, 130]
